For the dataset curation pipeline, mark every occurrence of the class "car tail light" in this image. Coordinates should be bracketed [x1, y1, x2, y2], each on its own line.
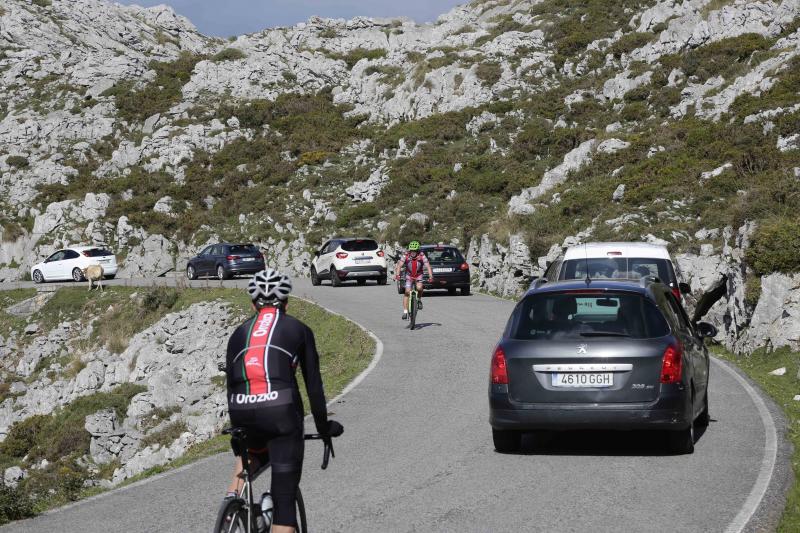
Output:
[226, 255, 240, 261]
[459, 262, 469, 271]
[671, 286, 681, 301]
[491, 346, 508, 385]
[81, 251, 90, 257]
[660, 343, 683, 384]
[377, 250, 385, 257]
[336, 252, 348, 259]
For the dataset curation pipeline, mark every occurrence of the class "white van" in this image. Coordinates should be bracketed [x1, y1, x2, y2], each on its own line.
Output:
[541, 242, 690, 301]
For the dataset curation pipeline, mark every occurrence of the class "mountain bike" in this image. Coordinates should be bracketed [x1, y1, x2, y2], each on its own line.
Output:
[214, 427, 334, 533]
[408, 283, 420, 330]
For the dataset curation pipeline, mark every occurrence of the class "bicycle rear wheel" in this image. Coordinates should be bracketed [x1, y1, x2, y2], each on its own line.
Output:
[214, 497, 248, 533]
[409, 292, 417, 330]
[296, 488, 308, 533]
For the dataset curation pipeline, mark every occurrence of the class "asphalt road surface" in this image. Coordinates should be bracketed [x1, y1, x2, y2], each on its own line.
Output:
[0, 277, 791, 532]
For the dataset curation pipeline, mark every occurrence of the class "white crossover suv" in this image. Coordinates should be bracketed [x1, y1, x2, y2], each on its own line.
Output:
[310, 238, 388, 287]
[31, 246, 119, 283]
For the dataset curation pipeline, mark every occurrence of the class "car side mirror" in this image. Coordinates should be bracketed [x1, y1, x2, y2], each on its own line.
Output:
[679, 282, 691, 295]
[696, 322, 717, 339]
[314, 251, 320, 257]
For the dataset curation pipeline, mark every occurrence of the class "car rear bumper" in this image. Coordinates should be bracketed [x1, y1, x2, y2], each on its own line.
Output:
[489, 386, 691, 431]
[336, 265, 387, 279]
[228, 262, 265, 274]
[400, 272, 471, 289]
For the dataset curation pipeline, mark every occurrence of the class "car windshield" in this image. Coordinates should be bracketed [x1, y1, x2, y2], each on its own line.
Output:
[561, 258, 672, 283]
[341, 239, 378, 252]
[229, 244, 258, 254]
[510, 291, 670, 340]
[423, 248, 463, 262]
[83, 248, 113, 257]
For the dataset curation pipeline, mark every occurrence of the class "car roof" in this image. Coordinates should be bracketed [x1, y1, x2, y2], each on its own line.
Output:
[563, 242, 671, 260]
[331, 237, 376, 242]
[69, 245, 104, 251]
[420, 244, 459, 249]
[523, 279, 657, 299]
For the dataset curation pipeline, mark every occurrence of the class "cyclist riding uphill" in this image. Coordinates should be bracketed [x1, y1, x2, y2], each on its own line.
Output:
[394, 240, 435, 320]
[224, 269, 343, 532]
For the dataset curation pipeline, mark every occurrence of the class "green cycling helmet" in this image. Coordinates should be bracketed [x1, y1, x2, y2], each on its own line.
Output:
[408, 240, 421, 251]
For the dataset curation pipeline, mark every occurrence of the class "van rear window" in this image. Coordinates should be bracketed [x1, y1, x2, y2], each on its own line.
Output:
[423, 248, 464, 262]
[561, 258, 672, 283]
[511, 292, 670, 340]
[341, 240, 378, 252]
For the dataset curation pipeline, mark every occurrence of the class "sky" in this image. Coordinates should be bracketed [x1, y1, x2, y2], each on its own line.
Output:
[117, 1, 467, 37]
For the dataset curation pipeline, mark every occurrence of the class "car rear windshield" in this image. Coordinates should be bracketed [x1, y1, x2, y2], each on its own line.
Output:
[228, 244, 259, 254]
[423, 247, 464, 262]
[560, 258, 673, 283]
[510, 291, 670, 340]
[341, 239, 378, 252]
[84, 248, 113, 257]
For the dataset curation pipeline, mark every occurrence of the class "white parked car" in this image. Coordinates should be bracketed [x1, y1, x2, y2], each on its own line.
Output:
[541, 242, 690, 301]
[310, 238, 388, 287]
[31, 246, 118, 283]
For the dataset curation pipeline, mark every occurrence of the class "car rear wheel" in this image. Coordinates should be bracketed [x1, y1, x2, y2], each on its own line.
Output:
[492, 429, 522, 453]
[331, 271, 342, 287]
[310, 267, 321, 286]
[377, 276, 387, 285]
[668, 424, 695, 454]
[104, 274, 116, 280]
[186, 265, 196, 280]
[217, 265, 230, 280]
[448, 288, 456, 295]
[357, 279, 367, 286]
[460, 286, 471, 296]
[396, 282, 404, 294]
[32, 270, 44, 284]
[72, 267, 84, 282]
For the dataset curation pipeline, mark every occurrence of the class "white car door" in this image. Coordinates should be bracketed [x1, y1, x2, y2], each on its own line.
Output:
[316, 241, 335, 276]
[40, 250, 63, 279]
[61, 249, 82, 280]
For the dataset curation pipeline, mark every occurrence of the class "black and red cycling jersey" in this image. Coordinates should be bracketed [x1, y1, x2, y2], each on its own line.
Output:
[401, 251, 429, 279]
[225, 306, 328, 434]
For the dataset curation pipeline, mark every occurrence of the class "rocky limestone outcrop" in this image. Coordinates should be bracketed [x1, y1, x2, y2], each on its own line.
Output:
[0, 300, 238, 484]
[466, 233, 538, 297]
[737, 273, 800, 353]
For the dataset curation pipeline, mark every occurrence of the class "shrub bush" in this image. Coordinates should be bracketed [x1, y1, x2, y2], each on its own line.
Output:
[475, 62, 502, 85]
[141, 287, 180, 313]
[6, 156, 28, 168]
[0, 485, 35, 525]
[211, 48, 246, 62]
[747, 217, 800, 275]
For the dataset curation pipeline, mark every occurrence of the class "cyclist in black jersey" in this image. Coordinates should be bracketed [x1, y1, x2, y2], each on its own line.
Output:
[224, 269, 343, 533]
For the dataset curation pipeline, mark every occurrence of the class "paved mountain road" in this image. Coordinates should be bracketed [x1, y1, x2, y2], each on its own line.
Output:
[0, 278, 790, 532]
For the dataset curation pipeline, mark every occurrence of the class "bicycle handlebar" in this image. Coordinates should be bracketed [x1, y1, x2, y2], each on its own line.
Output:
[304, 433, 335, 470]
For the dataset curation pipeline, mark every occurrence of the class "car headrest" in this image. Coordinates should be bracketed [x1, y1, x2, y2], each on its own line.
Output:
[553, 297, 577, 317]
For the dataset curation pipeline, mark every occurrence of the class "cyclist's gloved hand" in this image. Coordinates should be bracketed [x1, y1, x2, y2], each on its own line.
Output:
[327, 420, 344, 438]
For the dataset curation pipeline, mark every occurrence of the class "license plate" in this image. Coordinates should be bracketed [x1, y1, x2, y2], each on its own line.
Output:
[242, 257, 256, 262]
[552, 373, 613, 388]
[355, 257, 371, 262]
[433, 267, 452, 273]
[100, 259, 110, 263]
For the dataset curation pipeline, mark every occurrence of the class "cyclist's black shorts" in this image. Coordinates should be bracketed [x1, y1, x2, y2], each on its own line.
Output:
[229, 406, 304, 527]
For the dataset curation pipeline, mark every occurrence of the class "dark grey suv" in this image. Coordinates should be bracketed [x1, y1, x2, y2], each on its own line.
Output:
[489, 278, 717, 454]
[186, 243, 265, 280]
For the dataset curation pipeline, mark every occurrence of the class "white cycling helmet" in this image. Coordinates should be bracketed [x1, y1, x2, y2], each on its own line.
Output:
[248, 268, 292, 303]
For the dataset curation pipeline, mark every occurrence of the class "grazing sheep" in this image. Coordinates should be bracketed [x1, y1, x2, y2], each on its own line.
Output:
[82, 264, 104, 291]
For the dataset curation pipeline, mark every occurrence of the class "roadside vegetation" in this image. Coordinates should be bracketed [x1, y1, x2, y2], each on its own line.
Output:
[714, 347, 800, 532]
[0, 287, 375, 524]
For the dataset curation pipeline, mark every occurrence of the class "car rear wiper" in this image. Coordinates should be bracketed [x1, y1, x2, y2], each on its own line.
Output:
[579, 331, 631, 337]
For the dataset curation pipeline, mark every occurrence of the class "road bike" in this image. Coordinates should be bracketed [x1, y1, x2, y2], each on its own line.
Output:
[214, 427, 334, 533]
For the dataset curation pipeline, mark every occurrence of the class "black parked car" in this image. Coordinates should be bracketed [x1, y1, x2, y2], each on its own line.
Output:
[489, 277, 717, 454]
[186, 243, 265, 280]
[396, 244, 471, 295]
